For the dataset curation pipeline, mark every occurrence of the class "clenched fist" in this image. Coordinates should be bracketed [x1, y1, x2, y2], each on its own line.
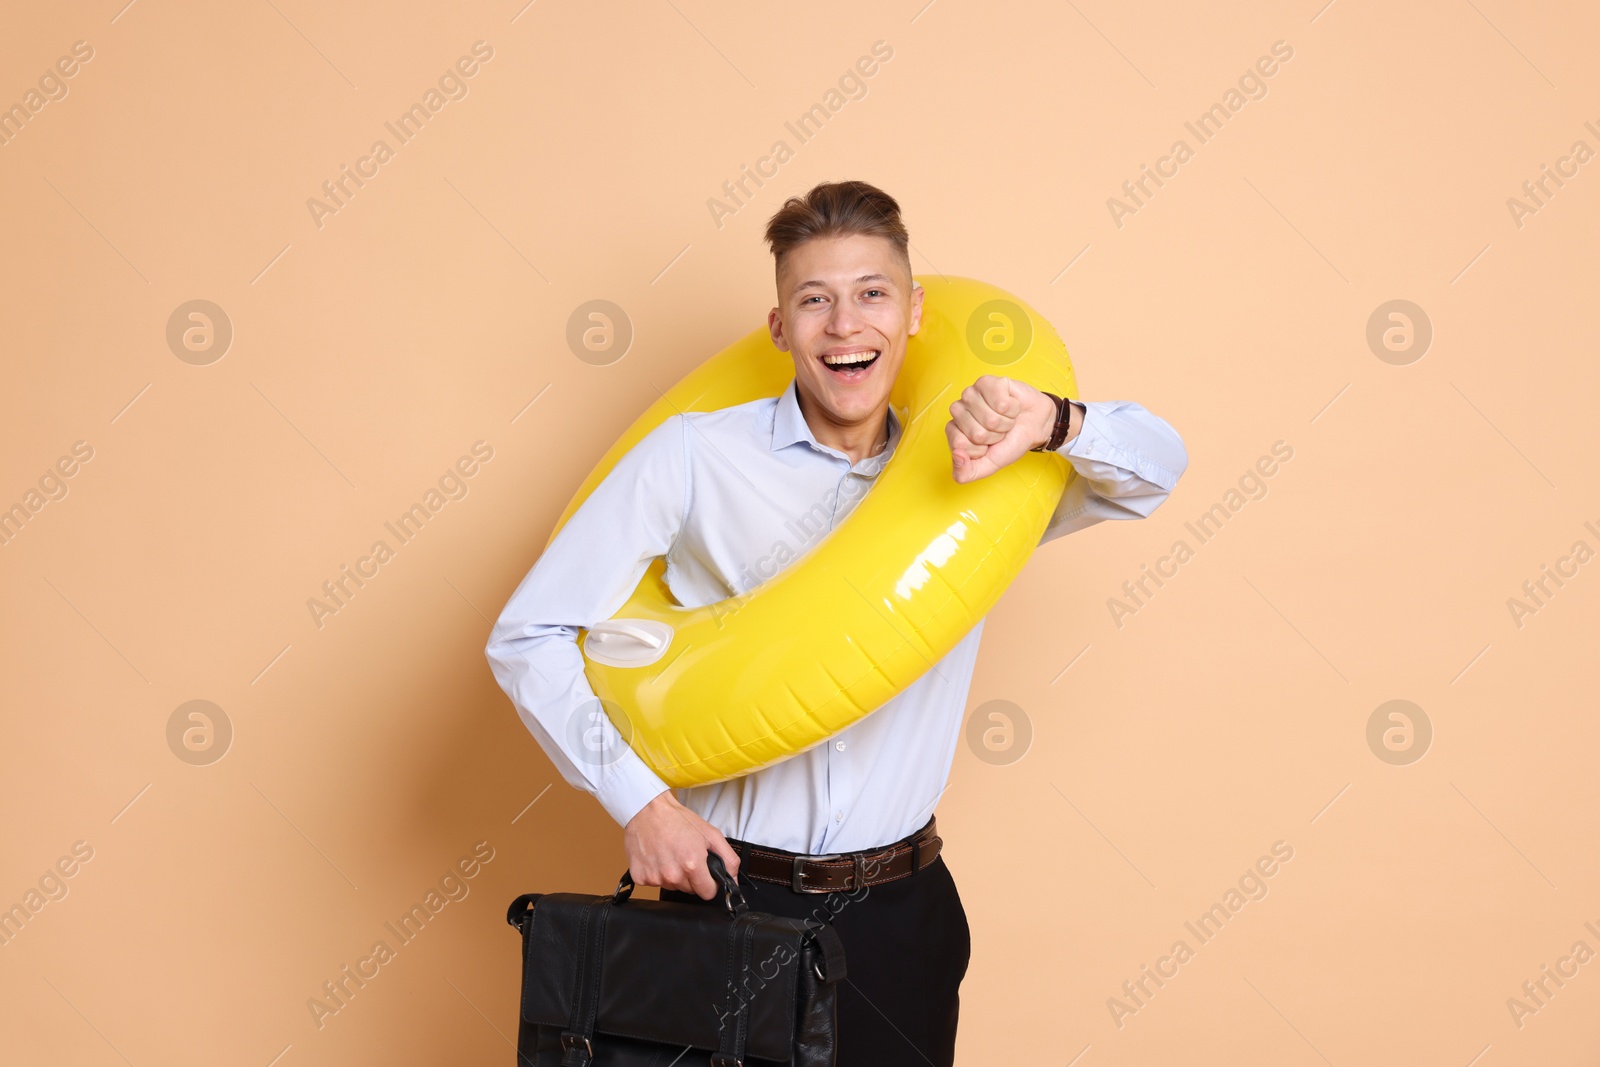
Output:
[945, 375, 1060, 483]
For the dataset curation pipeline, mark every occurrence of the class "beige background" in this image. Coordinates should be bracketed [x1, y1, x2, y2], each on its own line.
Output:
[2, 0, 1597, 1063]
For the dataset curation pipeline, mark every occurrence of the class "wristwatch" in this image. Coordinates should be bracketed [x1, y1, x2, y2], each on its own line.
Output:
[1030, 392, 1077, 453]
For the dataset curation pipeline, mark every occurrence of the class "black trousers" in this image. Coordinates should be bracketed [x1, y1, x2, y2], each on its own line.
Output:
[661, 822, 971, 1066]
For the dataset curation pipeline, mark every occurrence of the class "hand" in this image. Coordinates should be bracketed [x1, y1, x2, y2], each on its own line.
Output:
[945, 375, 1058, 484]
[623, 790, 742, 900]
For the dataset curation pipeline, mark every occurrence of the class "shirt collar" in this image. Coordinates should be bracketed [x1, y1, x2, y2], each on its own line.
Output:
[770, 379, 903, 472]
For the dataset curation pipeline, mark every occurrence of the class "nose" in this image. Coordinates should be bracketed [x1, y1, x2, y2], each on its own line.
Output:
[827, 300, 862, 337]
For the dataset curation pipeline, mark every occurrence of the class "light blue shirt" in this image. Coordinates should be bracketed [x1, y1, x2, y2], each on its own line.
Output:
[486, 379, 1187, 854]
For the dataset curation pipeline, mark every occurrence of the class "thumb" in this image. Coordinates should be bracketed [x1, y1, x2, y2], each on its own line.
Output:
[704, 828, 741, 880]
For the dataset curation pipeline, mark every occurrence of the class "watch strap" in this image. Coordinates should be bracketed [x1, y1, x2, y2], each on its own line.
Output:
[1031, 392, 1074, 453]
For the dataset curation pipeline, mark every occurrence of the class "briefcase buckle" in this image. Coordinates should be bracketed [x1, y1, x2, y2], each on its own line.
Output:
[559, 1031, 592, 1061]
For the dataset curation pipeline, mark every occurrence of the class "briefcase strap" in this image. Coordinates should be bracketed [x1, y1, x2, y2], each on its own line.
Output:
[810, 922, 847, 985]
[713, 910, 764, 1067]
[559, 898, 614, 1067]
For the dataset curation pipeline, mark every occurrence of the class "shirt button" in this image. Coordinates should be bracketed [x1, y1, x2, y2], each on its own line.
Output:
[835, 811, 844, 822]
[835, 740, 846, 751]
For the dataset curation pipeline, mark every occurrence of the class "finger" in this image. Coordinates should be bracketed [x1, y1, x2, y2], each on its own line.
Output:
[705, 830, 741, 880]
[974, 375, 1021, 418]
[945, 421, 989, 463]
[948, 442, 988, 486]
[680, 850, 719, 900]
[953, 450, 984, 483]
[960, 385, 1017, 434]
[950, 402, 1005, 446]
[949, 400, 997, 442]
[955, 453, 998, 484]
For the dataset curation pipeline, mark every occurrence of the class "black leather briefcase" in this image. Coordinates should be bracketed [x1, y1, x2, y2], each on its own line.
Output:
[506, 853, 847, 1066]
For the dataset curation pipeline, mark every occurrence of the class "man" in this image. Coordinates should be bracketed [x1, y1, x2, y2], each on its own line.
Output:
[485, 180, 1187, 1064]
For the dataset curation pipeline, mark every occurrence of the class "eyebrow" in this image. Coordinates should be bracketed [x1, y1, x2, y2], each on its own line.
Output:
[792, 273, 895, 293]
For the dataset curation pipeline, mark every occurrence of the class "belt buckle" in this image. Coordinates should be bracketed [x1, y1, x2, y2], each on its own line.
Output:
[791, 852, 844, 893]
[791, 850, 872, 893]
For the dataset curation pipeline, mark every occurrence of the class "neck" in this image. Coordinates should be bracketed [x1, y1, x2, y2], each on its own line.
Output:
[795, 388, 890, 464]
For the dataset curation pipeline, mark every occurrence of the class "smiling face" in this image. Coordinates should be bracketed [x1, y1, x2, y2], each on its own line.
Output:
[767, 233, 923, 444]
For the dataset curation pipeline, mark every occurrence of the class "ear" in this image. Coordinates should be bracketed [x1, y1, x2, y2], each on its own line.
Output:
[908, 283, 925, 336]
[767, 307, 790, 352]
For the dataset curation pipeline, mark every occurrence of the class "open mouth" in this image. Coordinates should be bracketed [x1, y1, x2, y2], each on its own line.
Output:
[820, 349, 880, 379]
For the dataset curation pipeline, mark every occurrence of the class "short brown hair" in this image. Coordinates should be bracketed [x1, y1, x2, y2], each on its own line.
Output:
[763, 180, 912, 285]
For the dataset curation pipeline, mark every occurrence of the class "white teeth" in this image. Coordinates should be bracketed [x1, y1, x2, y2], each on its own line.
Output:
[822, 351, 878, 366]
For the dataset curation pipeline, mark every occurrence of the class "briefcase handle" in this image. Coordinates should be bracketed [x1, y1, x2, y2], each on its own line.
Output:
[613, 851, 748, 917]
[506, 852, 750, 933]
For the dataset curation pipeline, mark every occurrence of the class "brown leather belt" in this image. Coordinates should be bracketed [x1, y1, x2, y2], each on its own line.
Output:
[728, 816, 942, 894]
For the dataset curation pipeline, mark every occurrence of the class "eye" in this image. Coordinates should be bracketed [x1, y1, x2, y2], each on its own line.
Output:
[865, 288, 885, 297]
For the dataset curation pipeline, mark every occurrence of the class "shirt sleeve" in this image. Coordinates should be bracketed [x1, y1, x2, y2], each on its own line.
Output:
[484, 415, 689, 828]
[1039, 400, 1188, 545]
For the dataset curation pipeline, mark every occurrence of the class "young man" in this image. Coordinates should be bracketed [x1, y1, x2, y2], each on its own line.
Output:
[485, 180, 1187, 1064]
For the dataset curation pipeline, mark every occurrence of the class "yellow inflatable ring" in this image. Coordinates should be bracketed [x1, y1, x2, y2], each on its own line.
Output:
[550, 276, 1078, 787]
